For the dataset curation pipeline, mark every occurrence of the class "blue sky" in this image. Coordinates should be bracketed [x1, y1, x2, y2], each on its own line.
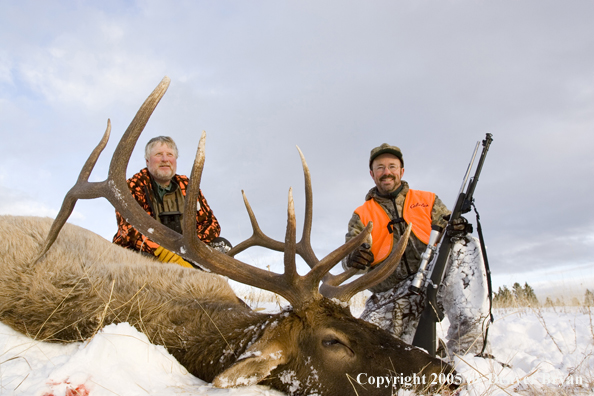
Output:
[1, 0, 593, 296]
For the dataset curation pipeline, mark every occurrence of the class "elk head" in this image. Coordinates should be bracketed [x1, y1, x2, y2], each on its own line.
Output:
[37, 77, 459, 395]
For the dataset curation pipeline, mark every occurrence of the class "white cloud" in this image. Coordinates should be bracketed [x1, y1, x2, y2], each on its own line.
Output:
[1, 0, 593, 288]
[0, 52, 12, 86]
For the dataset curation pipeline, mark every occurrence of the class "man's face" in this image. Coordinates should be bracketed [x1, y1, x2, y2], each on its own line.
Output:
[146, 142, 177, 186]
[370, 153, 405, 195]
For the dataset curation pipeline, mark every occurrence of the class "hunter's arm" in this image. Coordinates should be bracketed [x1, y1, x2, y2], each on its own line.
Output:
[431, 195, 451, 229]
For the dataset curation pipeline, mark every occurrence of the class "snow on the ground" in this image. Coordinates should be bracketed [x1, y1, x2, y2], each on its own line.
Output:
[1, 305, 593, 395]
[449, 307, 594, 395]
[0, 321, 284, 396]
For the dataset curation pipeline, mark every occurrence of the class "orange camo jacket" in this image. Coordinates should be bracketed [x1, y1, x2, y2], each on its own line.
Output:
[112, 168, 221, 254]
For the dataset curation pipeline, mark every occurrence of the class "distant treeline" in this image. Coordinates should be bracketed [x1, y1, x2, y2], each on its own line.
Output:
[493, 282, 594, 308]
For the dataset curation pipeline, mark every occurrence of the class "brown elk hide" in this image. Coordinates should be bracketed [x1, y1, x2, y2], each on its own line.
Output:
[0, 215, 239, 342]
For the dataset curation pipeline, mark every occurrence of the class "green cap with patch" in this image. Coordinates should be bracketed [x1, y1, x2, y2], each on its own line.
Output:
[369, 143, 404, 169]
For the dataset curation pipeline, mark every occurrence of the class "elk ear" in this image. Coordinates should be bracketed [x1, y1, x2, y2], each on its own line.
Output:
[213, 336, 289, 388]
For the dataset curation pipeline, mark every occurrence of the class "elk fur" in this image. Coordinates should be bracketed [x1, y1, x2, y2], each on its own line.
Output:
[0, 216, 252, 374]
[0, 215, 456, 395]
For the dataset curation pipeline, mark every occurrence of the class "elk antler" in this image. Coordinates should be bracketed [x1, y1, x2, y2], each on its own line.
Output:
[227, 147, 318, 265]
[222, 142, 412, 302]
[38, 77, 410, 309]
[35, 77, 172, 262]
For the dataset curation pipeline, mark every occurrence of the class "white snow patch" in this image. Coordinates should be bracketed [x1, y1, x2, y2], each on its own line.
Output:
[0, 322, 285, 395]
[1, 303, 593, 396]
[278, 370, 301, 394]
[331, 298, 349, 308]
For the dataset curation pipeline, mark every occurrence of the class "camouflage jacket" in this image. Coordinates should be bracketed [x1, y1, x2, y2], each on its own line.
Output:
[112, 168, 221, 254]
[343, 181, 450, 293]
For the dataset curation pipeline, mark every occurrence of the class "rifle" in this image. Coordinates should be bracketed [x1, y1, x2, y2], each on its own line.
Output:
[410, 133, 493, 356]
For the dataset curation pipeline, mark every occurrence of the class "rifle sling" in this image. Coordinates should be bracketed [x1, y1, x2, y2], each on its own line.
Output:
[473, 201, 494, 357]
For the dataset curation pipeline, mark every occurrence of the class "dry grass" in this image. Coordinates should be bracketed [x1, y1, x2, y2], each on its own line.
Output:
[237, 285, 371, 312]
[236, 285, 286, 311]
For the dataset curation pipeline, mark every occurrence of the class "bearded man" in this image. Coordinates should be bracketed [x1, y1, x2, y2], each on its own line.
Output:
[113, 136, 227, 268]
[343, 143, 490, 357]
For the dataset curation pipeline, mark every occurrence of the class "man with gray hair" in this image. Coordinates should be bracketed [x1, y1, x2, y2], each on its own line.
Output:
[113, 136, 227, 268]
[343, 143, 490, 357]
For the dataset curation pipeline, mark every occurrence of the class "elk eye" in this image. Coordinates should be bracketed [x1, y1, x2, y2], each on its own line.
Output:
[321, 336, 355, 358]
[322, 338, 341, 347]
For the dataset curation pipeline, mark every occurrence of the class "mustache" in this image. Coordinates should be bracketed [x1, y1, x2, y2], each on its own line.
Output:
[380, 175, 395, 181]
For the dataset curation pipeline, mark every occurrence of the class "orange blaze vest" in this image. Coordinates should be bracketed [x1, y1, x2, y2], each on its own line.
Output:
[354, 189, 435, 265]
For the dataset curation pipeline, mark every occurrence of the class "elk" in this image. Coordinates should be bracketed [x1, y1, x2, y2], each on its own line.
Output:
[0, 77, 458, 395]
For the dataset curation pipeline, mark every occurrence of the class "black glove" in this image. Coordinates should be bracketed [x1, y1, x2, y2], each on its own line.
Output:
[209, 237, 233, 254]
[346, 243, 374, 270]
[443, 215, 473, 237]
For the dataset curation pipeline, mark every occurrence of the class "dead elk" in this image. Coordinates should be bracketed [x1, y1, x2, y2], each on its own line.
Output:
[0, 77, 458, 395]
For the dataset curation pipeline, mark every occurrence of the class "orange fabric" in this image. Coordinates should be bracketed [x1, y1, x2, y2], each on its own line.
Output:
[354, 189, 435, 265]
[402, 190, 435, 244]
[112, 168, 220, 254]
[354, 200, 393, 266]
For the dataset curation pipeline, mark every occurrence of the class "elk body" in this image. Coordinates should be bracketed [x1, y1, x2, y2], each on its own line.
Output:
[0, 78, 458, 395]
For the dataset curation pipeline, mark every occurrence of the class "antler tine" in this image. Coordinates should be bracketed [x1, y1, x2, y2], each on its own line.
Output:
[108, 77, 171, 182]
[294, 146, 319, 267]
[321, 267, 360, 287]
[284, 188, 298, 281]
[182, 131, 207, 241]
[320, 223, 412, 302]
[34, 120, 112, 263]
[302, 222, 373, 289]
[226, 191, 284, 257]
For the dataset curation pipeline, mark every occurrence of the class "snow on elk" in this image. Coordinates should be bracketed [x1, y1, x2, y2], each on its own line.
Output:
[0, 77, 459, 395]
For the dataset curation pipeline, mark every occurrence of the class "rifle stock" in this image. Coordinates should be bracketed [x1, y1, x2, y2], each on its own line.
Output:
[412, 134, 493, 356]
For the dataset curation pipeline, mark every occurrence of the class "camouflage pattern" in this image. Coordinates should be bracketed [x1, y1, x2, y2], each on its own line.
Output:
[360, 235, 491, 357]
[112, 168, 220, 254]
[439, 235, 491, 355]
[360, 277, 425, 344]
[368, 143, 404, 168]
[348, 182, 490, 356]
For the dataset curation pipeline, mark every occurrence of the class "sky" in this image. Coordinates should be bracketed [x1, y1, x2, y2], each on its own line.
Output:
[1, 0, 593, 296]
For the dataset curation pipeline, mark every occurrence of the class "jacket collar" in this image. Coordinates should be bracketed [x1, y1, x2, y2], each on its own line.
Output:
[365, 180, 409, 202]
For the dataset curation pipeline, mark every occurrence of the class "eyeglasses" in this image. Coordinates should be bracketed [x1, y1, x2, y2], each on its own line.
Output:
[373, 164, 401, 173]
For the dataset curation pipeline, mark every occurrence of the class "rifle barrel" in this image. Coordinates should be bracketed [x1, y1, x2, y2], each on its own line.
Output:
[464, 133, 494, 205]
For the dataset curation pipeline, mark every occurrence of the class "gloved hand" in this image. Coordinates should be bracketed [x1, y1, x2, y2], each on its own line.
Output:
[452, 216, 470, 231]
[153, 246, 194, 268]
[443, 215, 472, 237]
[346, 243, 374, 270]
[208, 237, 233, 254]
